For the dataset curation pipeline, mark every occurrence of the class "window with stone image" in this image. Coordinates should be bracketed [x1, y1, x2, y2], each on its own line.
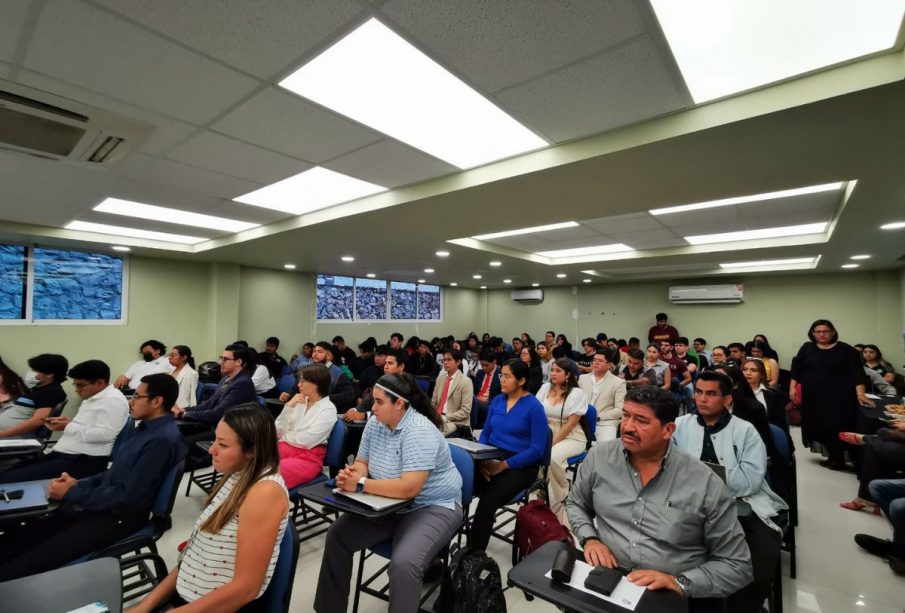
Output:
[390, 281, 417, 320]
[0, 244, 26, 320]
[32, 247, 124, 320]
[417, 284, 441, 320]
[355, 277, 388, 320]
[316, 275, 355, 320]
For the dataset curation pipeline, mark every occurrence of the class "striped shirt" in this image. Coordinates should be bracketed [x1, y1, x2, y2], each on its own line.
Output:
[176, 473, 289, 603]
[359, 408, 462, 510]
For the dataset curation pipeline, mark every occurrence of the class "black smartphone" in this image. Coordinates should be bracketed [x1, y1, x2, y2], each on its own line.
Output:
[584, 565, 624, 596]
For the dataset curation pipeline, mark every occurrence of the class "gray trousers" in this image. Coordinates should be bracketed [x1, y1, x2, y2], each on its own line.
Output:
[314, 503, 462, 613]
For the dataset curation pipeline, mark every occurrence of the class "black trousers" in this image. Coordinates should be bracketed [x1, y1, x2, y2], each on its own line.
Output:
[0, 451, 109, 484]
[728, 513, 782, 613]
[0, 507, 148, 581]
[857, 434, 905, 501]
[470, 463, 539, 551]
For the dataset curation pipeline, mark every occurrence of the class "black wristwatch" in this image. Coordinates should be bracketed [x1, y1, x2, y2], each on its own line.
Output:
[356, 477, 366, 493]
[674, 574, 691, 596]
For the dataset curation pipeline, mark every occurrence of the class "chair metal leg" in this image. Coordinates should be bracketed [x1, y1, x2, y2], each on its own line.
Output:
[352, 550, 366, 613]
[184, 469, 194, 496]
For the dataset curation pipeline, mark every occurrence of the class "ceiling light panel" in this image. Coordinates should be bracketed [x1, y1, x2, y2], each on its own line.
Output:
[719, 257, 818, 269]
[94, 198, 259, 233]
[685, 222, 827, 245]
[651, 0, 905, 103]
[650, 182, 845, 216]
[280, 18, 547, 169]
[536, 243, 634, 258]
[65, 221, 205, 244]
[472, 221, 579, 241]
[233, 166, 386, 215]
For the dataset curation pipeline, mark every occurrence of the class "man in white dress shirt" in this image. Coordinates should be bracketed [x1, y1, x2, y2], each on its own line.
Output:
[577, 348, 626, 441]
[113, 339, 174, 389]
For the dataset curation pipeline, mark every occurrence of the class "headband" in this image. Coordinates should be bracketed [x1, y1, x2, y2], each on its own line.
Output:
[375, 382, 409, 405]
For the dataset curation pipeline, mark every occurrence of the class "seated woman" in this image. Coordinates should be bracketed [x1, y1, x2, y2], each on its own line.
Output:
[536, 341, 554, 383]
[862, 344, 897, 382]
[126, 405, 289, 613]
[740, 358, 791, 441]
[747, 341, 780, 387]
[536, 358, 588, 516]
[643, 343, 671, 390]
[0, 356, 28, 415]
[275, 364, 338, 488]
[520, 346, 544, 394]
[314, 374, 462, 613]
[247, 348, 278, 399]
[471, 359, 548, 551]
[0, 354, 68, 439]
[169, 345, 198, 412]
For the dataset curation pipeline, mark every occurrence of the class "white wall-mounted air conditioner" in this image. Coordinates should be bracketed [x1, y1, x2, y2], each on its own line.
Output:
[511, 289, 544, 304]
[0, 78, 151, 167]
[669, 284, 743, 304]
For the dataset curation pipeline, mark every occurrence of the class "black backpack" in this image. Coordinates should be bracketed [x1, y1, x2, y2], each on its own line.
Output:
[437, 545, 507, 613]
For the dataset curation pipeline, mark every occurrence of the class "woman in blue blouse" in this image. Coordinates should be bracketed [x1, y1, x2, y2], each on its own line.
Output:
[471, 359, 548, 550]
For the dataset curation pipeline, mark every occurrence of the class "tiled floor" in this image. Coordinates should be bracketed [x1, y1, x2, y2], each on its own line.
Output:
[159, 428, 905, 612]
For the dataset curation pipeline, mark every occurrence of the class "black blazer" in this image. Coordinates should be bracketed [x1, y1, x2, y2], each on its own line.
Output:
[473, 367, 502, 400]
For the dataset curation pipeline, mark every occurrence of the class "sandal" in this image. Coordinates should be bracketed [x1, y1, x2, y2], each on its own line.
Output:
[839, 432, 865, 445]
[840, 500, 881, 514]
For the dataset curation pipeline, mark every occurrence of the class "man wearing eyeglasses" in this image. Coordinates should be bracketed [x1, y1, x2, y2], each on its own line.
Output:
[174, 344, 256, 426]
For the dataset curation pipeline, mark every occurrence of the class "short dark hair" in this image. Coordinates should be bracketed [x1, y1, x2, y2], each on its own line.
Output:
[374, 344, 389, 357]
[596, 347, 619, 364]
[302, 342, 315, 350]
[224, 344, 249, 368]
[625, 385, 678, 424]
[141, 372, 178, 410]
[582, 337, 596, 348]
[390, 332, 404, 342]
[299, 363, 331, 397]
[332, 335, 345, 344]
[596, 332, 608, 342]
[266, 336, 280, 347]
[727, 342, 745, 352]
[676, 336, 689, 346]
[628, 348, 645, 360]
[140, 339, 166, 353]
[444, 348, 463, 362]
[232, 340, 249, 348]
[546, 330, 555, 337]
[479, 348, 497, 363]
[655, 313, 668, 321]
[315, 341, 335, 358]
[68, 360, 110, 383]
[694, 337, 707, 345]
[385, 348, 408, 367]
[27, 354, 69, 383]
[696, 370, 733, 396]
[628, 337, 640, 344]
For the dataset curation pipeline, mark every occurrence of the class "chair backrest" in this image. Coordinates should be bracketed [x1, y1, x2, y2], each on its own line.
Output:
[449, 444, 475, 510]
[416, 378, 431, 393]
[151, 460, 185, 534]
[323, 420, 347, 469]
[110, 415, 135, 457]
[256, 395, 266, 408]
[542, 427, 553, 468]
[277, 374, 297, 394]
[252, 523, 300, 613]
[34, 398, 68, 440]
[584, 405, 598, 443]
[769, 424, 792, 462]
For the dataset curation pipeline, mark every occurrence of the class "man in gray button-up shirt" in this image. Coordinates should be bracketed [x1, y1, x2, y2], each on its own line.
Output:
[567, 385, 752, 604]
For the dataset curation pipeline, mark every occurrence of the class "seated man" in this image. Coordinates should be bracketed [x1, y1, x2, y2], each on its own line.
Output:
[113, 339, 173, 390]
[431, 348, 473, 437]
[567, 385, 752, 611]
[577, 348, 626, 441]
[281, 342, 355, 412]
[673, 371, 787, 613]
[0, 373, 187, 581]
[357, 345, 387, 398]
[342, 348, 407, 457]
[258, 335, 288, 379]
[854, 478, 905, 576]
[0, 360, 129, 483]
[472, 349, 502, 430]
[289, 342, 315, 372]
[407, 339, 439, 378]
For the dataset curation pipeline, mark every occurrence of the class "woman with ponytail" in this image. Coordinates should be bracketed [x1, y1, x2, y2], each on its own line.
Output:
[315, 373, 463, 613]
[168, 344, 198, 412]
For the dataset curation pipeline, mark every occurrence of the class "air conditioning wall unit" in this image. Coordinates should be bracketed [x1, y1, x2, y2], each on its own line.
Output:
[511, 289, 544, 304]
[669, 284, 744, 304]
[0, 78, 152, 167]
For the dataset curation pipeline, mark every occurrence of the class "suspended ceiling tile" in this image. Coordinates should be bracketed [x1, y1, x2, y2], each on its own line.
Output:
[381, 0, 645, 92]
[619, 229, 687, 250]
[655, 205, 746, 230]
[114, 153, 263, 201]
[531, 225, 602, 243]
[322, 139, 457, 189]
[0, 0, 32, 62]
[198, 200, 292, 226]
[485, 234, 557, 251]
[582, 212, 664, 234]
[211, 88, 383, 163]
[0, 175, 106, 226]
[23, 1, 260, 124]
[94, 0, 363, 78]
[495, 36, 688, 143]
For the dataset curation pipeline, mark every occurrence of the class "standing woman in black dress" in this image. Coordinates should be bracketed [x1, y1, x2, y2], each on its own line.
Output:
[790, 319, 871, 470]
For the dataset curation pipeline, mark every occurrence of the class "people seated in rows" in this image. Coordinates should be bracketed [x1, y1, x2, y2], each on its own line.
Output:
[674, 336, 699, 374]
[579, 348, 626, 441]
[0, 360, 129, 483]
[169, 345, 198, 412]
[648, 311, 679, 344]
[576, 337, 596, 374]
[536, 341, 554, 383]
[282, 342, 355, 412]
[472, 350, 501, 429]
[566, 385, 752, 608]
[538, 358, 588, 515]
[854, 478, 905, 577]
[618, 348, 653, 388]
[246, 347, 278, 398]
[746, 341, 780, 387]
[740, 358, 790, 439]
[315, 374, 462, 613]
[176, 344, 256, 426]
[407, 339, 439, 378]
[693, 337, 711, 368]
[128, 405, 289, 612]
[839, 419, 905, 514]
[673, 372, 787, 613]
[431, 348, 473, 437]
[0, 356, 27, 413]
[259, 335, 288, 379]
[643, 343, 671, 390]
[274, 364, 338, 489]
[0, 373, 187, 581]
[861, 344, 903, 394]
[332, 335, 363, 378]
[660, 339, 693, 405]
[114, 339, 173, 390]
[471, 359, 548, 551]
[710, 345, 729, 366]
[864, 364, 898, 396]
[519, 346, 543, 394]
[0, 353, 68, 439]
[344, 348, 408, 423]
[727, 342, 747, 364]
[289, 342, 315, 371]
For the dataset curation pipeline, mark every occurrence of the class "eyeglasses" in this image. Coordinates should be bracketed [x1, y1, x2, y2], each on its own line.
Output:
[812, 329, 833, 334]
[130, 394, 150, 401]
[218, 356, 235, 362]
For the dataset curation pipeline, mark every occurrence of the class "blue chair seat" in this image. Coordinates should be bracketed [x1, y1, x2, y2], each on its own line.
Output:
[287, 473, 326, 500]
[566, 451, 587, 467]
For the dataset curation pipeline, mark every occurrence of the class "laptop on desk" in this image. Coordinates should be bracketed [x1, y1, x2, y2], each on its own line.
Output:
[332, 489, 411, 512]
[446, 439, 498, 454]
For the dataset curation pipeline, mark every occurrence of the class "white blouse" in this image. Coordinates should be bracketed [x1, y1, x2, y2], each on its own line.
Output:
[174, 366, 198, 408]
[274, 396, 337, 449]
[536, 383, 588, 424]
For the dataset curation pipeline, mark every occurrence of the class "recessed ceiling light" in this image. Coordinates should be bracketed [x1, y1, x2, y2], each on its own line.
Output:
[283, 264, 297, 270]
[489, 261, 502, 267]
[111, 245, 131, 252]
[279, 18, 546, 169]
[582, 279, 592, 283]
[473, 221, 579, 241]
[473, 274, 482, 279]
[424, 268, 435, 273]
[531, 283, 540, 287]
[435, 250, 450, 257]
[719, 257, 819, 269]
[341, 256, 355, 262]
[366, 273, 376, 278]
[649, 182, 845, 216]
[651, 0, 905, 103]
[418, 279, 426, 283]
[65, 221, 205, 245]
[850, 254, 871, 260]
[556, 273, 567, 278]
[841, 263, 860, 269]
[94, 197, 258, 233]
[503, 279, 512, 283]
[880, 221, 905, 230]
[480, 285, 487, 289]
[536, 244, 634, 258]
[234, 166, 386, 215]
[449, 282, 458, 287]
[685, 222, 827, 245]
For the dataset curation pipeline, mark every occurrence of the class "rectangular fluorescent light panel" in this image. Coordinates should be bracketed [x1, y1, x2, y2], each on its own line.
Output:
[65, 221, 206, 244]
[720, 257, 818, 269]
[536, 243, 634, 258]
[650, 182, 844, 216]
[651, 0, 905, 102]
[685, 222, 827, 245]
[94, 198, 258, 233]
[473, 221, 579, 241]
[233, 167, 386, 215]
[279, 18, 547, 169]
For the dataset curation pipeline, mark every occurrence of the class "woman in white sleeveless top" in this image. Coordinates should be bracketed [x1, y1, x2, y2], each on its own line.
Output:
[126, 405, 289, 613]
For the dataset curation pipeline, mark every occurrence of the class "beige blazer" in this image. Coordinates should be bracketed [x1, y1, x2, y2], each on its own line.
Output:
[431, 369, 473, 429]
[577, 371, 626, 428]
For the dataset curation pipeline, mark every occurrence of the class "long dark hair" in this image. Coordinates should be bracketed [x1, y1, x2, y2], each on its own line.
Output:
[520, 347, 540, 368]
[747, 339, 778, 362]
[173, 345, 196, 370]
[550, 357, 579, 398]
[0, 356, 27, 397]
[375, 373, 441, 429]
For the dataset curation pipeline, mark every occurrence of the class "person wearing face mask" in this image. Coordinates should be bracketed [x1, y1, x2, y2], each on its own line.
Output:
[0, 354, 68, 439]
[113, 340, 174, 390]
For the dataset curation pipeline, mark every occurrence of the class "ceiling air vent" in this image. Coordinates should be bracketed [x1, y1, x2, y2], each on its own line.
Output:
[0, 78, 152, 167]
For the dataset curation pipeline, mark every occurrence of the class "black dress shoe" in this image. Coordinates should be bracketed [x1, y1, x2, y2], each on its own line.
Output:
[889, 557, 905, 576]
[422, 557, 444, 583]
[819, 459, 846, 470]
[854, 534, 895, 558]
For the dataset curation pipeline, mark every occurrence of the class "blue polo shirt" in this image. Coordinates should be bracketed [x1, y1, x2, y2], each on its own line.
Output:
[359, 408, 462, 510]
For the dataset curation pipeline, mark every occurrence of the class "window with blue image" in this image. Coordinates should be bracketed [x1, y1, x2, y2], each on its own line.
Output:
[0, 244, 26, 320]
[32, 248, 124, 320]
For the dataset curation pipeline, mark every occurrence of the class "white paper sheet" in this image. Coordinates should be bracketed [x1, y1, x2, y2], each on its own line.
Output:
[0, 438, 42, 449]
[545, 560, 647, 611]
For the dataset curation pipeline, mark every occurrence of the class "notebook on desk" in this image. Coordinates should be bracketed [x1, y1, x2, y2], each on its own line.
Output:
[446, 438, 498, 454]
[0, 480, 49, 514]
[332, 489, 411, 512]
[0, 439, 42, 450]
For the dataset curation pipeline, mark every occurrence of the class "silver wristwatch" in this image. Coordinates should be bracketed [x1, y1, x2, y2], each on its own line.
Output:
[674, 574, 691, 596]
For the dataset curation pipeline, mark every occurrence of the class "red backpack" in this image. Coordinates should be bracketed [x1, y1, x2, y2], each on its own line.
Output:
[515, 500, 574, 560]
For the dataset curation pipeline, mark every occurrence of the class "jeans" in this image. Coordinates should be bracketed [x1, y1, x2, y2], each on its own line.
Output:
[868, 478, 905, 558]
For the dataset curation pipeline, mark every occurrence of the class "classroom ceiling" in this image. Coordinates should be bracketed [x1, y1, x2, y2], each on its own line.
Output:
[0, 0, 904, 288]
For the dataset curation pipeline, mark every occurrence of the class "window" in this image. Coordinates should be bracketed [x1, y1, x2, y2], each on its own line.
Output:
[315, 274, 442, 321]
[0, 243, 127, 324]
